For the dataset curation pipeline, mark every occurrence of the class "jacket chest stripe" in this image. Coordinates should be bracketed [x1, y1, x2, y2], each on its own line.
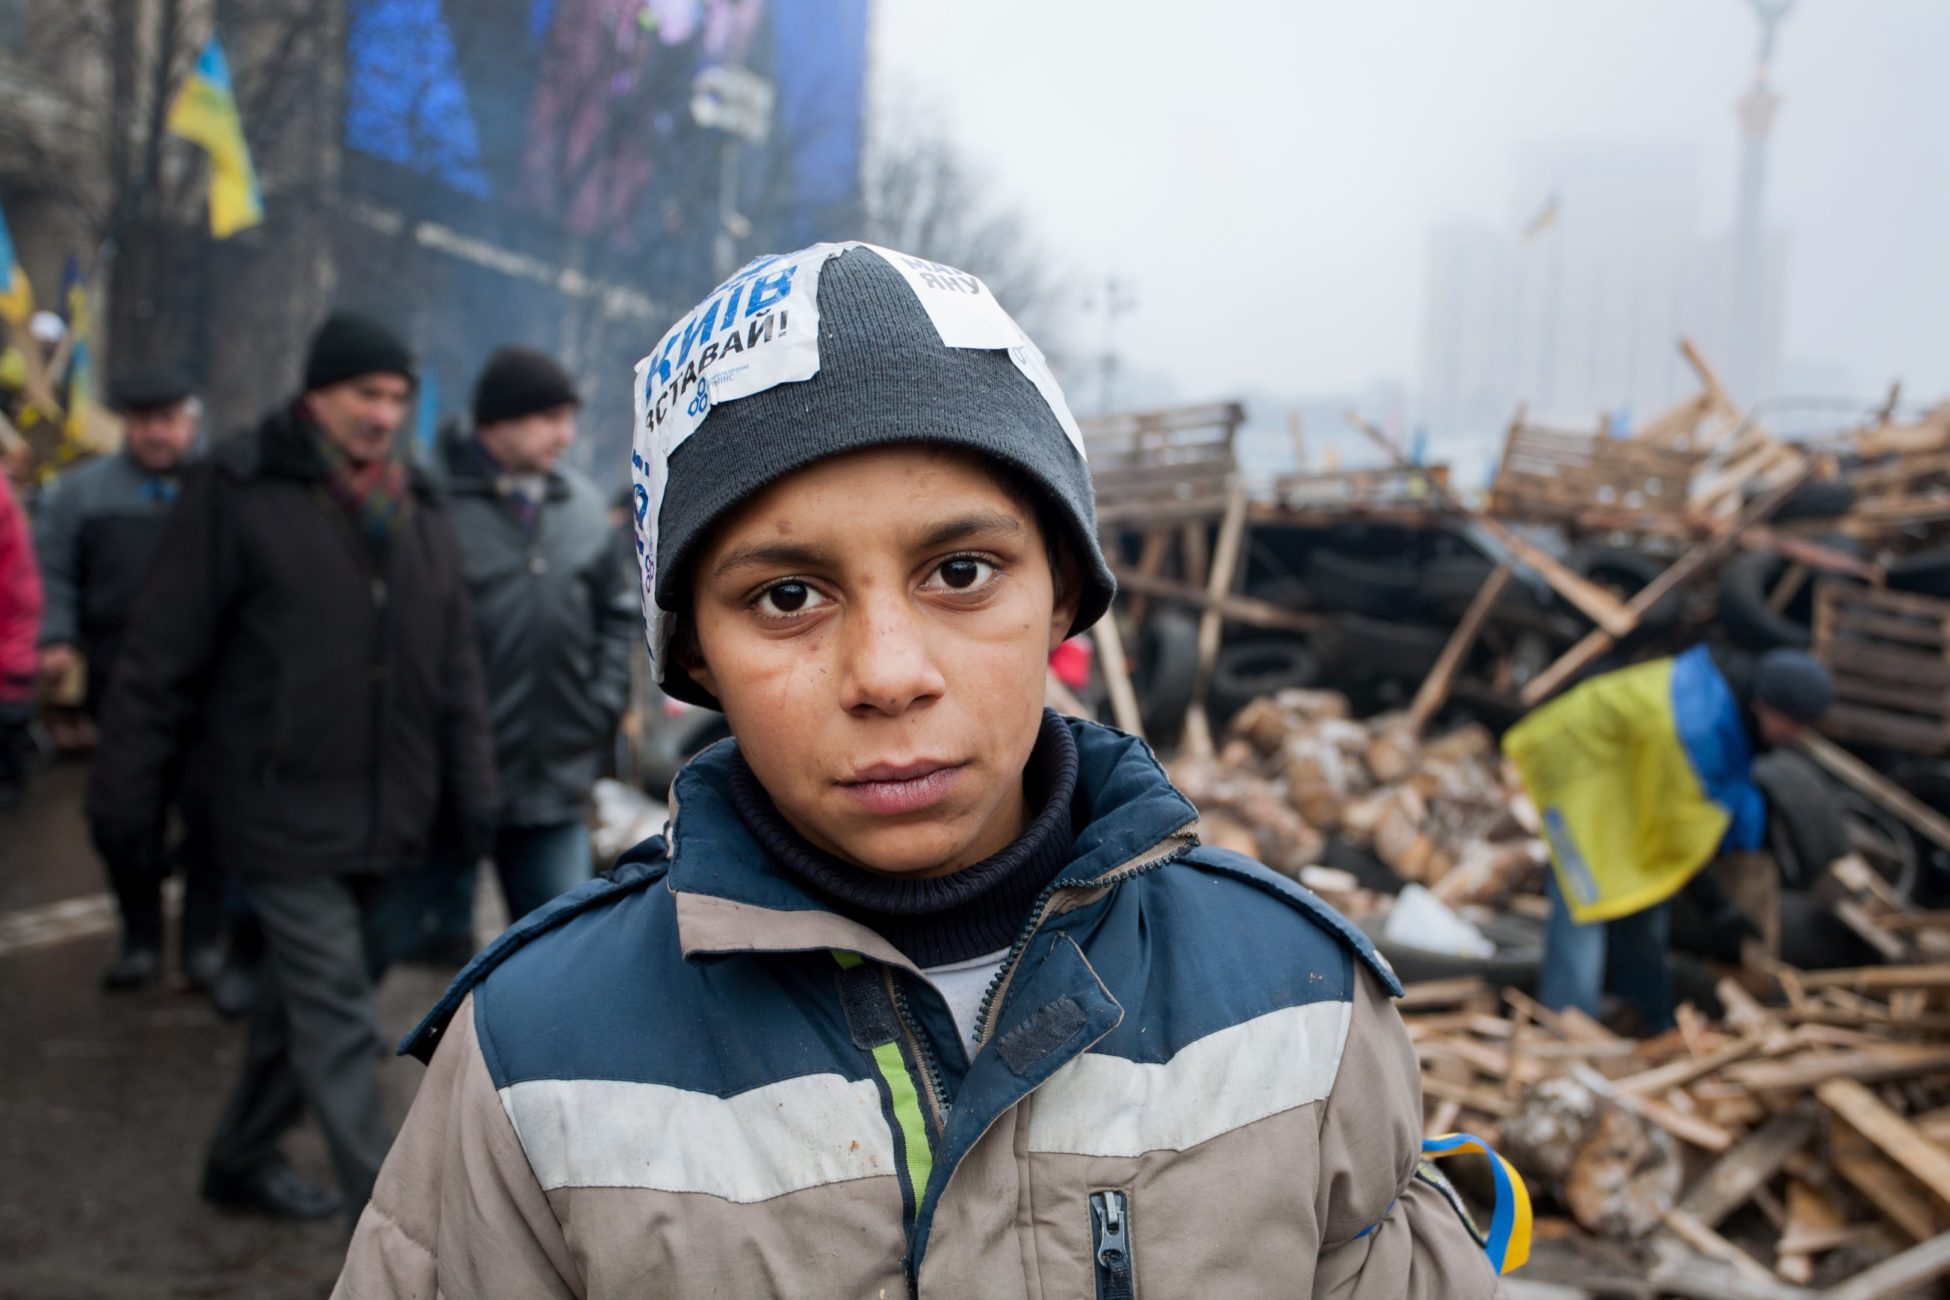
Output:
[498, 1073, 896, 1202]
[1025, 999, 1352, 1158]
[868, 1040, 935, 1210]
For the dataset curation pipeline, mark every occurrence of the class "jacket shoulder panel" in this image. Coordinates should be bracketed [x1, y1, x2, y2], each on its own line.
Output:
[1178, 846, 1403, 997]
[210, 428, 263, 481]
[399, 840, 670, 1063]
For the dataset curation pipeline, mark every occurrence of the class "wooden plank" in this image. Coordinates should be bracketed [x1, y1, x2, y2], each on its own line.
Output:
[1044, 670, 1089, 719]
[1664, 1209, 1779, 1287]
[1418, 1072, 1515, 1117]
[1181, 482, 1250, 761]
[1571, 1066, 1736, 1152]
[1821, 705, 1950, 756]
[1817, 1076, 1950, 1205]
[1406, 563, 1510, 735]
[1090, 614, 1145, 741]
[1800, 731, 1950, 855]
[1725, 1043, 1950, 1091]
[1109, 568, 1322, 634]
[1396, 976, 1492, 1011]
[1521, 461, 1814, 706]
[1675, 1108, 1817, 1229]
[1739, 528, 1886, 583]
[1824, 1231, 1950, 1300]
[1617, 1037, 1763, 1099]
[1830, 1121, 1941, 1243]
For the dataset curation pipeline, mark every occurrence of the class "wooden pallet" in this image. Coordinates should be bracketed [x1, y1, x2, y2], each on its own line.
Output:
[1081, 401, 1242, 528]
[1272, 463, 1450, 511]
[1813, 581, 1950, 755]
[1489, 416, 1694, 527]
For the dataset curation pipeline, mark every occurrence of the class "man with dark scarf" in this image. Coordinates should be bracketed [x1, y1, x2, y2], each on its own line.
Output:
[91, 312, 495, 1224]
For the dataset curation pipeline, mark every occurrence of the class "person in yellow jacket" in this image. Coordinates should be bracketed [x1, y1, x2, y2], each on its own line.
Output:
[1506, 644, 1833, 1032]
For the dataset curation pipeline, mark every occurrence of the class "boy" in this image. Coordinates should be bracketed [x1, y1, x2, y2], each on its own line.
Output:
[337, 245, 1520, 1296]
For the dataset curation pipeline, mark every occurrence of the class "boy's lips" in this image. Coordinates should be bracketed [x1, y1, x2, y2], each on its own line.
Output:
[838, 761, 966, 816]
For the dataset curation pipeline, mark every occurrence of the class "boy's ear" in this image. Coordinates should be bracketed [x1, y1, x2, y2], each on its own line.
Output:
[673, 617, 720, 700]
[1047, 550, 1085, 653]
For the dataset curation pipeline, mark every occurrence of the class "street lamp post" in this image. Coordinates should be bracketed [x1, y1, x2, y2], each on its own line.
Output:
[1728, 0, 1795, 406]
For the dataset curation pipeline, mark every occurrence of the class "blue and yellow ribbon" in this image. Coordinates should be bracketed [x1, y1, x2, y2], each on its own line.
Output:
[1421, 1131, 1532, 1274]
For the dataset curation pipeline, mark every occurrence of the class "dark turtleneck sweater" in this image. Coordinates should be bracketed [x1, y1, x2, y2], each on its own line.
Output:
[725, 711, 1080, 968]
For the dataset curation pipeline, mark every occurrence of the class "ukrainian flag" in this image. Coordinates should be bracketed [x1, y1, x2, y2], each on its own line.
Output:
[63, 272, 98, 447]
[0, 202, 32, 326]
[167, 34, 263, 238]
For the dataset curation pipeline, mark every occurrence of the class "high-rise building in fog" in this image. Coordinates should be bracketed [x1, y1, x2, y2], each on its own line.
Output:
[1417, 139, 1787, 466]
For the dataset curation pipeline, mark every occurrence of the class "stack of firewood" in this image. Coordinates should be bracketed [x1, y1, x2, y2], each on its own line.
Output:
[1404, 963, 1950, 1298]
[1167, 688, 1547, 914]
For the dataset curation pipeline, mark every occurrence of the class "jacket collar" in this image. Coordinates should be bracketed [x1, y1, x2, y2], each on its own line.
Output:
[255, 400, 436, 500]
[665, 719, 1198, 968]
[438, 423, 572, 502]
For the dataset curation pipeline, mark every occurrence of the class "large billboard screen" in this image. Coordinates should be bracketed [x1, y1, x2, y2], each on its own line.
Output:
[342, 0, 867, 247]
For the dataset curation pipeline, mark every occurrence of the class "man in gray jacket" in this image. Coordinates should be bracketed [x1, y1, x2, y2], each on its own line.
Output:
[35, 365, 223, 990]
[406, 347, 636, 960]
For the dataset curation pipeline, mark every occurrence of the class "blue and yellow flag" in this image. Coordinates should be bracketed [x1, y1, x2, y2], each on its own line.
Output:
[63, 265, 98, 446]
[167, 34, 263, 238]
[0, 201, 33, 326]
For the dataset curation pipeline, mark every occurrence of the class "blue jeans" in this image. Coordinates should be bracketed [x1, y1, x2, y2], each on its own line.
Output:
[1539, 873, 1675, 1033]
[403, 821, 594, 955]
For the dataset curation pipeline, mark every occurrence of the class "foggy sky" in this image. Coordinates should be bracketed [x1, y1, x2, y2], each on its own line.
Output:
[872, 1, 1950, 419]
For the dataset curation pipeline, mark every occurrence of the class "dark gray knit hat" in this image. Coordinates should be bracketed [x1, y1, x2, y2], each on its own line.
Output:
[642, 244, 1114, 707]
[474, 346, 580, 426]
[1753, 649, 1835, 725]
[304, 311, 415, 392]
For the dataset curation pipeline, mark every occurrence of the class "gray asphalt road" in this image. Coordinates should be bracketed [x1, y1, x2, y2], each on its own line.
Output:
[0, 760, 456, 1300]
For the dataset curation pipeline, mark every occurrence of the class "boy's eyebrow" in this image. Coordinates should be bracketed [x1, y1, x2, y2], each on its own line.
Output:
[710, 539, 838, 579]
[709, 513, 1023, 580]
[913, 512, 1023, 550]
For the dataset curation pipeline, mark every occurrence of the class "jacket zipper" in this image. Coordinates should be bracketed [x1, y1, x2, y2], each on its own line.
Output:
[885, 968, 949, 1136]
[1090, 1190, 1136, 1299]
[973, 827, 1197, 1046]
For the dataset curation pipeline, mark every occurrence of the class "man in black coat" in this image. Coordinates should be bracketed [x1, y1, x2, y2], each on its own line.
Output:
[399, 347, 635, 962]
[89, 313, 496, 1222]
[35, 365, 223, 990]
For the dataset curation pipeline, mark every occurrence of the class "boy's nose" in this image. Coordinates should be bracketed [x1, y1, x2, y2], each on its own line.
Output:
[839, 599, 946, 717]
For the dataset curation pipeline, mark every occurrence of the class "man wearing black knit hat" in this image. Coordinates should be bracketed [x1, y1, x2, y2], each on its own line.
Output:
[91, 311, 495, 1223]
[393, 346, 635, 964]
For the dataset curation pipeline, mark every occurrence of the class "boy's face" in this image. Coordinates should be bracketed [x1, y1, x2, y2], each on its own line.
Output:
[688, 444, 1080, 879]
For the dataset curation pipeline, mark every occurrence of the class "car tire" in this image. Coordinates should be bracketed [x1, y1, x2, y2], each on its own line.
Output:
[1718, 551, 1819, 650]
[1768, 480, 1857, 523]
[1305, 547, 1423, 617]
[1130, 609, 1200, 745]
[1569, 544, 1679, 633]
[1209, 640, 1320, 725]
[1752, 750, 1849, 887]
[1887, 548, 1950, 600]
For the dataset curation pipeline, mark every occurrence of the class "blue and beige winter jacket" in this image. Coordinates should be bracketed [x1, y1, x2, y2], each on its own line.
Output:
[336, 719, 1512, 1298]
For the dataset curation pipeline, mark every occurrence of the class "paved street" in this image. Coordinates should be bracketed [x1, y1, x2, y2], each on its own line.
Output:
[0, 760, 454, 1299]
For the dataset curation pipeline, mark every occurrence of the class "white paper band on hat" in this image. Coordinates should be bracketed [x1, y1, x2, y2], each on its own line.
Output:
[629, 242, 1087, 687]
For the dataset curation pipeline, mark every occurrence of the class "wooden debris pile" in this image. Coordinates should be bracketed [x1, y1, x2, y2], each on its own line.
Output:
[1167, 688, 1546, 911]
[1403, 967, 1950, 1297]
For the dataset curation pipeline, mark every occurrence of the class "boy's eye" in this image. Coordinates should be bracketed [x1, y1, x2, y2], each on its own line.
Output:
[926, 556, 997, 592]
[756, 580, 828, 616]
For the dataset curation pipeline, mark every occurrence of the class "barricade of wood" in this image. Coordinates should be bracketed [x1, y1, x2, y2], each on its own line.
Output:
[1813, 582, 1950, 757]
[1403, 948, 1950, 1296]
[1081, 401, 1243, 528]
[1490, 414, 1695, 533]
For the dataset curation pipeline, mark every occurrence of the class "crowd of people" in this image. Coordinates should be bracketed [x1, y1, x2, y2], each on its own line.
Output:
[2, 311, 634, 1223]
